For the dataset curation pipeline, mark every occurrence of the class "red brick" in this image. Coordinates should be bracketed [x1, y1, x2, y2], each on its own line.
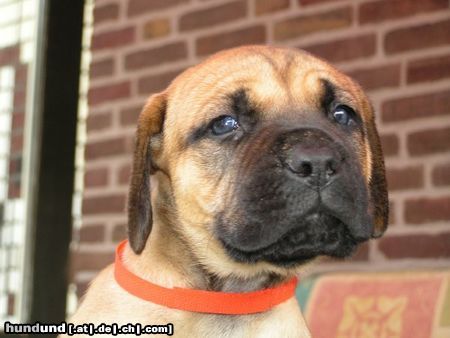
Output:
[360, 0, 447, 25]
[347, 63, 400, 91]
[8, 157, 21, 176]
[8, 180, 20, 199]
[14, 64, 27, 86]
[405, 196, 450, 224]
[299, 0, 345, 5]
[302, 34, 376, 63]
[13, 87, 26, 109]
[79, 224, 105, 243]
[385, 19, 450, 54]
[92, 27, 135, 50]
[85, 137, 127, 160]
[93, 3, 119, 24]
[407, 126, 450, 156]
[83, 193, 126, 215]
[352, 242, 369, 261]
[87, 112, 112, 132]
[90, 58, 115, 79]
[333, 242, 370, 261]
[389, 200, 396, 225]
[274, 7, 352, 41]
[7, 294, 14, 316]
[386, 165, 424, 191]
[10, 133, 23, 153]
[128, 0, 188, 17]
[112, 224, 127, 242]
[196, 25, 266, 56]
[0, 45, 19, 66]
[84, 167, 109, 187]
[75, 281, 89, 299]
[11, 112, 24, 130]
[8, 171, 21, 183]
[72, 251, 114, 271]
[120, 105, 142, 126]
[379, 233, 450, 258]
[118, 164, 131, 184]
[255, 0, 289, 15]
[125, 42, 187, 71]
[380, 134, 399, 157]
[407, 54, 450, 84]
[382, 89, 450, 123]
[138, 69, 183, 95]
[143, 18, 171, 40]
[180, 1, 247, 31]
[432, 163, 450, 187]
[88, 81, 130, 106]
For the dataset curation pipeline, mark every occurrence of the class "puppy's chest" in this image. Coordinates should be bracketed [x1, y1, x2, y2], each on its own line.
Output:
[175, 311, 308, 338]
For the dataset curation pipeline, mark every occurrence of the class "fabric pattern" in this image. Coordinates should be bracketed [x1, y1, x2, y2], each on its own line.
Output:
[297, 271, 450, 338]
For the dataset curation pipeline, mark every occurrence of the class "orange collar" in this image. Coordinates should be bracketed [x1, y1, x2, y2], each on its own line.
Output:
[114, 240, 298, 315]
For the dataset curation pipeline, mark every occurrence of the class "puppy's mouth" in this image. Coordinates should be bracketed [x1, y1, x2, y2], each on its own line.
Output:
[220, 213, 361, 267]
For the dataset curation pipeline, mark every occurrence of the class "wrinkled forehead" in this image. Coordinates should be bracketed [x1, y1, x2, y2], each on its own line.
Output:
[164, 48, 369, 134]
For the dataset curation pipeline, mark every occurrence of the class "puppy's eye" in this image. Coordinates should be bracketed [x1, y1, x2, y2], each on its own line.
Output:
[211, 115, 239, 135]
[332, 105, 355, 126]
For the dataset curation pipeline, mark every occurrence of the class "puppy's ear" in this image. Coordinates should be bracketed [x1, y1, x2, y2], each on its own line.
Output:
[128, 93, 166, 253]
[367, 114, 389, 238]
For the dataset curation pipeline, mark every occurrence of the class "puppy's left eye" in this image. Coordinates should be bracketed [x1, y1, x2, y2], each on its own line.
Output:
[332, 105, 355, 126]
[211, 115, 240, 135]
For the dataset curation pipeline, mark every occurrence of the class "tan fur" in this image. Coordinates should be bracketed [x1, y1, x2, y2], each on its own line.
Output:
[66, 45, 387, 337]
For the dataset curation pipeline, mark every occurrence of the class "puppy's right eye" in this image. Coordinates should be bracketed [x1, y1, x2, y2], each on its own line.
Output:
[210, 115, 240, 135]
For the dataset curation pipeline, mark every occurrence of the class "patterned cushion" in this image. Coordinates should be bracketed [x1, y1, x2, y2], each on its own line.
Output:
[296, 271, 450, 338]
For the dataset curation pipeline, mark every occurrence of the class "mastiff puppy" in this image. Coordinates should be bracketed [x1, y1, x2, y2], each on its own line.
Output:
[68, 45, 388, 337]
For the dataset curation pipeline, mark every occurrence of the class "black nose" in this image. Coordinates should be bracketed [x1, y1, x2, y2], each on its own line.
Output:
[281, 131, 344, 188]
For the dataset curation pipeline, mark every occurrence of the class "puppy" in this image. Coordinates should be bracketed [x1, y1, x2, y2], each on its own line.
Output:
[68, 45, 388, 338]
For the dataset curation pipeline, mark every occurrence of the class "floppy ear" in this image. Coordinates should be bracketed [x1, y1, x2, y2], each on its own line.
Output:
[128, 93, 166, 253]
[367, 116, 389, 238]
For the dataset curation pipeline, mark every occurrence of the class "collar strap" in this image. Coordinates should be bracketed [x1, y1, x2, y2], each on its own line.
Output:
[114, 240, 298, 315]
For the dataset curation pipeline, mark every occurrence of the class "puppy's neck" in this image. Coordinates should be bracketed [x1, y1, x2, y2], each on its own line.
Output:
[125, 217, 286, 294]
[206, 271, 286, 293]
[124, 218, 202, 288]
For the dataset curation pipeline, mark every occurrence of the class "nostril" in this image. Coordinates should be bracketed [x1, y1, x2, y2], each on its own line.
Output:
[325, 160, 337, 176]
[297, 161, 313, 177]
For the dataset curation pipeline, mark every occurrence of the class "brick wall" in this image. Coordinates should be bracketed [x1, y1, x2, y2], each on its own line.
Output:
[71, 0, 450, 299]
[0, 0, 36, 320]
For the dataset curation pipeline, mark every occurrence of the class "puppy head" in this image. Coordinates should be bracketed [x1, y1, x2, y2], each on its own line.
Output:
[128, 46, 388, 277]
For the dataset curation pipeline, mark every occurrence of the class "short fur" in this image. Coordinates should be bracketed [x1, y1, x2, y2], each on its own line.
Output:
[66, 46, 388, 338]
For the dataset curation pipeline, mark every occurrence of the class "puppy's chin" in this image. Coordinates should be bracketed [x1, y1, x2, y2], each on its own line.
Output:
[218, 213, 363, 268]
